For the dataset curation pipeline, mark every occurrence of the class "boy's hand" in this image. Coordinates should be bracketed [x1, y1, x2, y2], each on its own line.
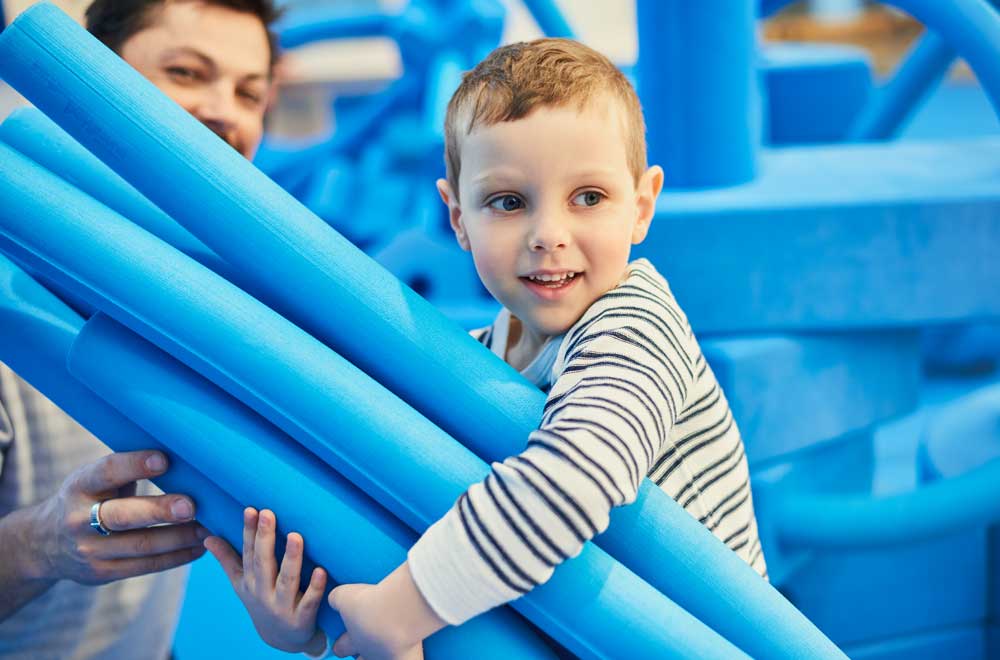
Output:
[328, 562, 443, 660]
[204, 508, 328, 655]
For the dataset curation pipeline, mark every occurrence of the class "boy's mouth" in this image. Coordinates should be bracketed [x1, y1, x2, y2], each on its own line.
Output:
[524, 271, 578, 286]
[520, 271, 581, 299]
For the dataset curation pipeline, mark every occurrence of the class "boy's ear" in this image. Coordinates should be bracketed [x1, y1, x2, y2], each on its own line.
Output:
[632, 165, 664, 245]
[437, 178, 470, 251]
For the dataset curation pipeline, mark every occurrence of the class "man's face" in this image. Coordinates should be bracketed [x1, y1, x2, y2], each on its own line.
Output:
[119, 1, 271, 160]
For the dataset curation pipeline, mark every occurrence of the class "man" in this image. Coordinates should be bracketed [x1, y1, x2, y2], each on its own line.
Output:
[0, 1, 278, 657]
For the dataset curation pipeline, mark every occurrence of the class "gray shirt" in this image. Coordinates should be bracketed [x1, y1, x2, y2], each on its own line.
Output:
[0, 363, 188, 660]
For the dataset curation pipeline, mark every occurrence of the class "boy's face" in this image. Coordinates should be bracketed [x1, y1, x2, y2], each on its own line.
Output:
[440, 100, 663, 338]
[119, 1, 272, 160]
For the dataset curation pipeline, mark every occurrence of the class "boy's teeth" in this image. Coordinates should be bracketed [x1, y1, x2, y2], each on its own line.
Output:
[528, 272, 576, 283]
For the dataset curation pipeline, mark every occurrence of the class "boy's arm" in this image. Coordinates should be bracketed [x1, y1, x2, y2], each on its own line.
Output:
[328, 562, 441, 659]
[407, 273, 697, 625]
[332, 267, 697, 655]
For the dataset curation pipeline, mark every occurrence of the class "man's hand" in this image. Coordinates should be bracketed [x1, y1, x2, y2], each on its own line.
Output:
[204, 508, 328, 655]
[28, 449, 208, 584]
[328, 562, 444, 660]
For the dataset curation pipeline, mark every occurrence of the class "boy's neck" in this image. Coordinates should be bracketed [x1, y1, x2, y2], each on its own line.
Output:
[504, 315, 550, 372]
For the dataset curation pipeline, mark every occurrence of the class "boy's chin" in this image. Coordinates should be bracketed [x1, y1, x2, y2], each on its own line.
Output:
[523, 313, 579, 338]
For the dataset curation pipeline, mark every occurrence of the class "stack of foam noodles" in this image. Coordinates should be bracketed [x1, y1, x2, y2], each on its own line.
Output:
[0, 4, 844, 659]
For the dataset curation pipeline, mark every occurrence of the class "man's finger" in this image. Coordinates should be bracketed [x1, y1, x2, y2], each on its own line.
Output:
[89, 522, 206, 559]
[204, 536, 244, 587]
[92, 494, 195, 532]
[72, 451, 168, 496]
[87, 545, 207, 584]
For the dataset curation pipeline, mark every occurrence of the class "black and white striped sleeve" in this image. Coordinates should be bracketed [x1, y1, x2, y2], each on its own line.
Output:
[408, 264, 698, 624]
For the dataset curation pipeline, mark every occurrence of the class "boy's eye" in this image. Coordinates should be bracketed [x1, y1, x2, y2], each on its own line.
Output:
[487, 194, 525, 212]
[572, 190, 605, 207]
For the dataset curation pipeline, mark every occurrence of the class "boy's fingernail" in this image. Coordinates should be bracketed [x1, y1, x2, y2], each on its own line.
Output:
[171, 498, 193, 520]
[146, 453, 166, 472]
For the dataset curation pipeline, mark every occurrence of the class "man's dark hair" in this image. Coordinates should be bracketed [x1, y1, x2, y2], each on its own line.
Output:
[85, 0, 282, 68]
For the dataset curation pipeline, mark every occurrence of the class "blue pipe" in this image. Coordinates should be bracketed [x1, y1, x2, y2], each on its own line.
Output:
[759, 0, 1000, 129]
[635, 0, 760, 188]
[848, 32, 955, 140]
[0, 142, 749, 660]
[0, 6, 844, 659]
[774, 454, 1000, 548]
[277, 8, 391, 50]
[760, 0, 795, 18]
[871, 0, 1000, 118]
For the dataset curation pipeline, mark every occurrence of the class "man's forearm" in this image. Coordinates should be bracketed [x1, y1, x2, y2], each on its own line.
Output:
[0, 502, 56, 621]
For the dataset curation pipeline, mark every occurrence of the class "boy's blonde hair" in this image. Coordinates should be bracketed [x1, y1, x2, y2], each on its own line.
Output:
[444, 38, 647, 199]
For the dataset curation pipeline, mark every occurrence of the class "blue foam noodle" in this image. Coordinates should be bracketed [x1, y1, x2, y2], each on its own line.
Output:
[0, 9, 841, 659]
[0, 143, 747, 660]
[0, 252, 339, 636]
[68, 313, 557, 660]
[0, 108, 229, 276]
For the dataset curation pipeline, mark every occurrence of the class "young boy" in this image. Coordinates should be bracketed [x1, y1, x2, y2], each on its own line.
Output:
[206, 38, 767, 659]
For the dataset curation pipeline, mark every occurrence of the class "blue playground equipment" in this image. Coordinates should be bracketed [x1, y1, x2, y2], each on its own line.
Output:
[0, 0, 998, 657]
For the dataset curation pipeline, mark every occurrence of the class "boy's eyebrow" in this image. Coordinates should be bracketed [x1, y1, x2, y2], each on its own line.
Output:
[470, 168, 524, 185]
[570, 166, 621, 179]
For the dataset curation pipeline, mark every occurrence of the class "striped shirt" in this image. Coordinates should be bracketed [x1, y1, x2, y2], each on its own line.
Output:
[409, 259, 767, 625]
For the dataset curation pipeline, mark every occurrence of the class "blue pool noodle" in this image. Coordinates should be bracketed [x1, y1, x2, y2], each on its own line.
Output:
[0, 244, 550, 660]
[0, 6, 843, 658]
[0, 143, 749, 660]
[0, 108, 230, 278]
[68, 313, 557, 660]
[0, 252, 340, 637]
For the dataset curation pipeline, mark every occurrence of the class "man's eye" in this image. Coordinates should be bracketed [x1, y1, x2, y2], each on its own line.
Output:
[572, 190, 605, 207]
[239, 89, 263, 105]
[487, 194, 524, 212]
[166, 66, 200, 82]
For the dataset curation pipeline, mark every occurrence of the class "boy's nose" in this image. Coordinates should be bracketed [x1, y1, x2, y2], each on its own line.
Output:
[528, 217, 570, 252]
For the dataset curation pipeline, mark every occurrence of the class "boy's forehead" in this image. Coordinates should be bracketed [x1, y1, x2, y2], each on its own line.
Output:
[459, 99, 632, 183]
[459, 93, 622, 137]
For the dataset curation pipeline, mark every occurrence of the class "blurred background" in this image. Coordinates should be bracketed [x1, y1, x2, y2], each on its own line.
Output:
[2, 0, 999, 657]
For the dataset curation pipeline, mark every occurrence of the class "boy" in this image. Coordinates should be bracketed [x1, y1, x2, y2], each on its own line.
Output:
[206, 38, 766, 659]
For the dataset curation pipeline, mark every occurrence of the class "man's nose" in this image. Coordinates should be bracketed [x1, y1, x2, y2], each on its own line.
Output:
[189, 83, 238, 141]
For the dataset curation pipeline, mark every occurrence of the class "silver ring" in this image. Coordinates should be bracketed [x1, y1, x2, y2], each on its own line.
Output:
[89, 501, 112, 536]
